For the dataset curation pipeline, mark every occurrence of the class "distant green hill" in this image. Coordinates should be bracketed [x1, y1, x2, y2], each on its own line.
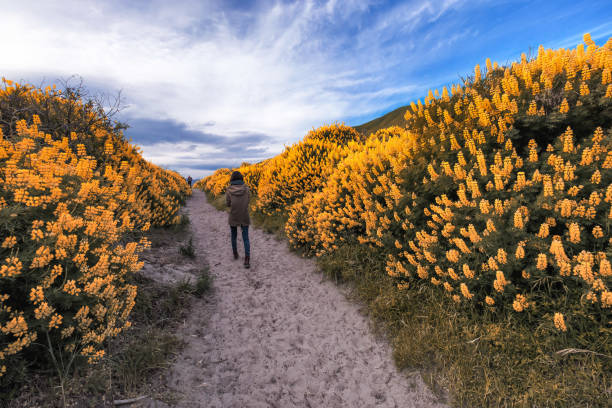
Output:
[353, 104, 409, 136]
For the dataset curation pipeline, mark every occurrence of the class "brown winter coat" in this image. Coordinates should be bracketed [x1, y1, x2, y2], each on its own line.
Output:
[225, 183, 251, 226]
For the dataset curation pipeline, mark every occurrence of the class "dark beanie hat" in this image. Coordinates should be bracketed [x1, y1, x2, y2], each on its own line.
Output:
[230, 171, 243, 181]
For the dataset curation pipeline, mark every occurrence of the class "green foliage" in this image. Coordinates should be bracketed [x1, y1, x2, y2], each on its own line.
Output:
[193, 268, 212, 298]
[353, 105, 410, 137]
[205, 190, 228, 211]
[179, 238, 196, 258]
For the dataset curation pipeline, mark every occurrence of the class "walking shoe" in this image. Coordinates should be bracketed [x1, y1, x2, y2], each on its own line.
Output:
[244, 255, 250, 269]
[233, 249, 239, 260]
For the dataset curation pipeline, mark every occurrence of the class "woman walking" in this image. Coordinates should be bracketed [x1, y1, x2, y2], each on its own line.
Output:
[225, 171, 251, 268]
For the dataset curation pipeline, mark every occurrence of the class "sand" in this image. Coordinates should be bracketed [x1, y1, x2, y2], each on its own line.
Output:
[162, 190, 446, 407]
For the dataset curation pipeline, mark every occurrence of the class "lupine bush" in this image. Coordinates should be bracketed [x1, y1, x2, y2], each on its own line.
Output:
[201, 35, 611, 351]
[285, 36, 612, 340]
[195, 161, 268, 196]
[255, 124, 362, 215]
[195, 167, 231, 196]
[0, 80, 190, 384]
[286, 126, 418, 254]
[240, 160, 267, 195]
[198, 123, 363, 214]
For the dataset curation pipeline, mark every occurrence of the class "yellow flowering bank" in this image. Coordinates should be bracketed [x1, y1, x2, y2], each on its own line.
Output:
[377, 36, 612, 339]
[255, 124, 363, 215]
[286, 126, 418, 255]
[0, 80, 190, 382]
[201, 36, 611, 358]
[198, 124, 363, 214]
[195, 160, 268, 196]
[196, 167, 232, 196]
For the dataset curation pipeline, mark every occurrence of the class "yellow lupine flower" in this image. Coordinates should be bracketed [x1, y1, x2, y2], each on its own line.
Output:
[29, 286, 44, 304]
[537, 223, 549, 238]
[416, 264, 428, 279]
[553, 313, 567, 331]
[513, 210, 524, 229]
[527, 100, 537, 115]
[448, 268, 459, 280]
[515, 244, 525, 260]
[0, 257, 23, 278]
[488, 257, 499, 270]
[536, 253, 548, 270]
[603, 68, 611, 85]
[512, 294, 529, 312]
[579, 82, 590, 95]
[48, 313, 63, 330]
[30, 229, 44, 241]
[592, 226, 604, 239]
[543, 177, 553, 197]
[515, 172, 526, 190]
[62, 280, 81, 296]
[591, 169, 601, 184]
[562, 127, 574, 152]
[462, 264, 475, 279]
[600, 259, 612, 276]
[460, 283, 474, 299]
[34, 302, 53, 320]
[601, 291, 612, 308]
[61, 326, 75, 339]
[568, 223, 581, 243]
[1, 236, 17, 248]
[493, 271, 508, 292]
[446, 249, 460, 263]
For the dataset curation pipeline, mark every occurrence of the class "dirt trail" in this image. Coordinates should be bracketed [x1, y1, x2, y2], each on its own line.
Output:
[164, 191, 446, 407]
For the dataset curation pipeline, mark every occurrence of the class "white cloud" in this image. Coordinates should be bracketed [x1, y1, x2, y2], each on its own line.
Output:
[2, 2, 447, 119]
[0, 0, 471, 177]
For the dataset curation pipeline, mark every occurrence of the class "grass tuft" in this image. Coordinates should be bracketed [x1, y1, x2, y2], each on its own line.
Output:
[179, 237, 196, 258]
[251, 209, 287, 238]
[205, 190, 228, 211]
[193, 267, 213, 298]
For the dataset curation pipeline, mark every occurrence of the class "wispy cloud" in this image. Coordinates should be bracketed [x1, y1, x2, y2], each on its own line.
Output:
[1, 0, 610, 177]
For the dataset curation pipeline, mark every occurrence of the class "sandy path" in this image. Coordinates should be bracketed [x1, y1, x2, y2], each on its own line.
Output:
[166, 191, 446, 407]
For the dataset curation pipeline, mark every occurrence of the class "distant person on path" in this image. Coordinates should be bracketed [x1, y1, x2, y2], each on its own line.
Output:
[226, 171, 251, 268]
[187, 176, 192, 188]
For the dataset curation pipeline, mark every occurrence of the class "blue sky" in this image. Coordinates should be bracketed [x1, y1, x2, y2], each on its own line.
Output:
[2, 0, 611, 177]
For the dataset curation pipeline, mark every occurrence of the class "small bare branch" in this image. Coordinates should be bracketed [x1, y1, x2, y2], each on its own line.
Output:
[113, 395, 148, 406]
[555, 348, 611, 359]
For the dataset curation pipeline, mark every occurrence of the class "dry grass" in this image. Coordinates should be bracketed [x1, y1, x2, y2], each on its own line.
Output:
[317, 244, 611, 407]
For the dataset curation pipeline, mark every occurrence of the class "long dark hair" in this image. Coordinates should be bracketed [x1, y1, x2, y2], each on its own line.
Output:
[230, 171, 243, 182]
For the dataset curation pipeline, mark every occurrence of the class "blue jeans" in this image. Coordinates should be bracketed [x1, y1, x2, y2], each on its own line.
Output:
[231, 225, 250, 257]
